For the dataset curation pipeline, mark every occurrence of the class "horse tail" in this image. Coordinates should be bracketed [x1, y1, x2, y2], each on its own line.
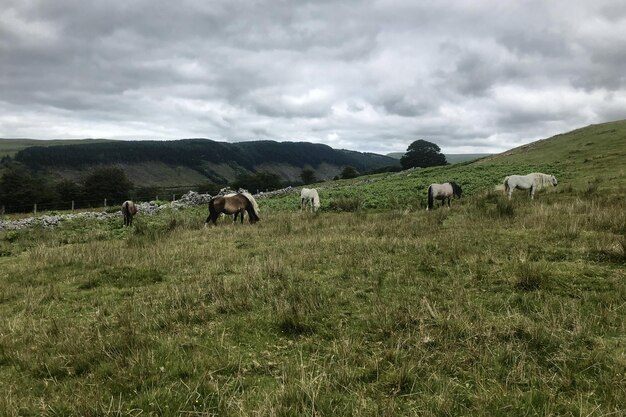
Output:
[207, 197, 215, 224]
[122, 200, 134, 225]
[240, 192, 260, 222]
[427, 185, 433, 210]
[504, 176, 510, 193]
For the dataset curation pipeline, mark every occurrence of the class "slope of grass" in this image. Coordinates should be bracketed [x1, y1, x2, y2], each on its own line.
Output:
[0, 121, 625, 415]
[477, 119, 626, 188]
[263, 120, 625, 212]
[0, 194, 624, 416]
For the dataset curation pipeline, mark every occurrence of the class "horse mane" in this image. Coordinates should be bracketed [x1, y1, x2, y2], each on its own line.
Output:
[449, 181, 462, 197]
[312, 190, 320, 208]
[532, 173, 552, 189]
[239, 192, 260, 218]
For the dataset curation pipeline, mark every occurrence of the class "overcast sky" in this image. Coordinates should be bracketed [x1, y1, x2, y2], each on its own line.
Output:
[1, 0, 625, 154]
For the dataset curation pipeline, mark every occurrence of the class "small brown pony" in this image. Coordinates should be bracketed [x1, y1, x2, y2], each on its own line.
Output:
[205, 192, 260, 225]
[122, 200, 138, 226]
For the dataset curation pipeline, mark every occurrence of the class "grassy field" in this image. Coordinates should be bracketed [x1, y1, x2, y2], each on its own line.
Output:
[0, 121, 625, 416]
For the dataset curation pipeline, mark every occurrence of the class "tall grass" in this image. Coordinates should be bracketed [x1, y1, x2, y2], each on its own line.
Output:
[0, 188, 625, 416]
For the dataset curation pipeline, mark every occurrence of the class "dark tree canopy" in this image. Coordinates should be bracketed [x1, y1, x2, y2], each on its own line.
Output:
[55, 179, 83, 203]
[340, 166, 359, 179]
[300, 169, 317, 185]
[82, 167, 134, 204]
[232, 171, 283, 193]
[400, 139, 447, 169]
[0, 165, 59, 210]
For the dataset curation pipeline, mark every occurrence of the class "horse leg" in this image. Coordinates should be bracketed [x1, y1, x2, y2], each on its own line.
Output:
[447, 197, 451, 208]
[529, 186, 535, 200]
[301, 198, 305, 211]
[240, 209, 244, 224]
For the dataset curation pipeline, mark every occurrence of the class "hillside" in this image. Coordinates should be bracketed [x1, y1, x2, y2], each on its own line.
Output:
[0, 122, 624, 415]
[12, 139, 398, 185]
[0, 138, 114, 158]
[386, 152, 492, 164]
[263, 119, 626, 211]
[475, 120, 626, 187]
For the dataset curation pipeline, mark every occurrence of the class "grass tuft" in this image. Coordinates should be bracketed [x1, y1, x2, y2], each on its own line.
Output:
[513, 261, 549, 291]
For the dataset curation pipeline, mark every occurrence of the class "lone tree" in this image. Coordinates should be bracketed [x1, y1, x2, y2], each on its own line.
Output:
[340, 166, 359, 179]
[82, 167, 133, 204]
[232, 171, 282, 192]
[400, 139, 447, 169]
[300, 169, 317, 185]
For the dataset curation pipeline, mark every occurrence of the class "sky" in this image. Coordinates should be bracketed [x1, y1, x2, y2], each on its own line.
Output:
[1, 0, 625, 154]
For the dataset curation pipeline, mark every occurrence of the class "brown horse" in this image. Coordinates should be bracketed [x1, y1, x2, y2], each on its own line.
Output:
[122, 200, 138, 226]
[205, 192, 260, 225]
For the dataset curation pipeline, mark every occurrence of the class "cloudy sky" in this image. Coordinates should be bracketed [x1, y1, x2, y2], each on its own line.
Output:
[1, 0, 625, 154]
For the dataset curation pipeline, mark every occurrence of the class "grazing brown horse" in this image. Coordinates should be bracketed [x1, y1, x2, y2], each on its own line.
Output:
[205, 192, 260, 225]
[122, 200, 138, 226]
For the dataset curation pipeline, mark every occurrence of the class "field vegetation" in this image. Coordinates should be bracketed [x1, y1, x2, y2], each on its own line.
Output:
[0, 121, 625, 416]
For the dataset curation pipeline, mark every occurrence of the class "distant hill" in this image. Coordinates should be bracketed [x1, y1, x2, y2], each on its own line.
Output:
[260, 119, 626, 211]
[0, 138, 114, 158]
[12, 139, 399, 186]
[472, 119, 626, 188]
[386, 152, 492, 164]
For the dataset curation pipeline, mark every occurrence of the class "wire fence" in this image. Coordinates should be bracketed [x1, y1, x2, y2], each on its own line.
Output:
[0, 185, 208, 215]
[0, 183, 289, 216]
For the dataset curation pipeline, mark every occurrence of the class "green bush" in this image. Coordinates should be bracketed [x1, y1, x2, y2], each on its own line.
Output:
[328, 195, 363, 212]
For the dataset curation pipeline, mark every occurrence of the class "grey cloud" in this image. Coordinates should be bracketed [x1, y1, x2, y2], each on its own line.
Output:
[1, 0, 625, 154]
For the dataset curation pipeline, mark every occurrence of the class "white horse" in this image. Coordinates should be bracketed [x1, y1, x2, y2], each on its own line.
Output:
[426, 182, 462, 210]
[301, 188, 320, 212]
[504, 173, 557, 200]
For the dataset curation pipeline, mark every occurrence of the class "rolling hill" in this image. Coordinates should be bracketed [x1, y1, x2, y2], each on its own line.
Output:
[1, 121, 624, 415]
[0, 138, 114, 158]
[262, 119, 626, 211]
[9, 139, 399, 186]
[386, 152, 492, 164]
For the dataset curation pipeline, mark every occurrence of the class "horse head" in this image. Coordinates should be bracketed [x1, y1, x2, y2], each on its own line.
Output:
[551, 176, 558, 186]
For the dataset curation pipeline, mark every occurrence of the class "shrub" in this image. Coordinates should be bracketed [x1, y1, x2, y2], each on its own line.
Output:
[328, 196, 363, 212]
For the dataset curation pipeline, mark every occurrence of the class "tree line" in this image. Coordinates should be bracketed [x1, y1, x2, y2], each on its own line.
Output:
[14, 139, 397, 175]
[1, 139, 445, 213]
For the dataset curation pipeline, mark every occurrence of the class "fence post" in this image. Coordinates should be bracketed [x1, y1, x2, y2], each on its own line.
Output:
[1, 205, 4, 216]
[71, 200, 75, 212]
[172, 194, 176, 201]
[155, 195, 158, 202]
[104, 198, 107, 208]
[34, 204, 37, 214]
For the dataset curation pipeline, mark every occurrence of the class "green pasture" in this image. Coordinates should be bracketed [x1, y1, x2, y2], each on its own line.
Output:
[0, 121, 625, 416]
